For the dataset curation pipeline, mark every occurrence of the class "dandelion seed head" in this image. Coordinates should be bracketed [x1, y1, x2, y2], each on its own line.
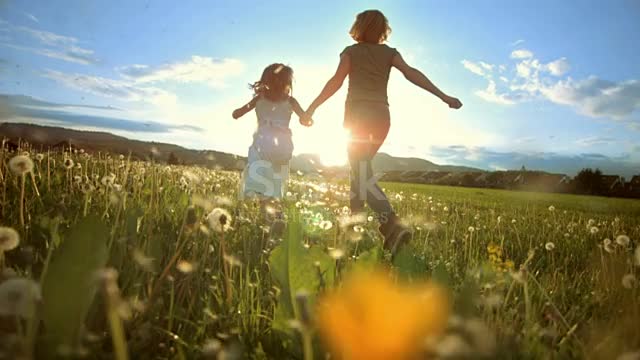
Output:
[468, 226, 475, 233]
[0, 278, 41, 319]
[621, 274, 637, 289]
[63, 158, 74, 169]
[329, 248, 344, 259]
[35, 153, 44, 161]
[615, 234, 630, 247]
[0, 227, 20, 252]
[590, 226, 599, 235]
[101, 174, 116, 187]
[177, 260, 195, 274]
[433, 334, 473, 358]
[202, 339, 222, 357]
[206, 208, 232, 233]
[319, 220, 333, 230]
[9, 155, 34, 175]
[223, 254, 243, 267]
[545, 242, 555, 251]
[132, 249, 154, 271]
[548, 205, 555, 212]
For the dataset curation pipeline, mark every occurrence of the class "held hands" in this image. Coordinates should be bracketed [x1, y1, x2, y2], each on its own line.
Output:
[442, 95, 463, 109]
[299, 111, 314, 127]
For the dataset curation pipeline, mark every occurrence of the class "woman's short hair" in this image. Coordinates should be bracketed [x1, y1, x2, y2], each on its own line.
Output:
[349, 9, 391, 44]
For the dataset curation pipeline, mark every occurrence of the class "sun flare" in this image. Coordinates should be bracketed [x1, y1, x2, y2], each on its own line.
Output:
[314, 128, 350, 167]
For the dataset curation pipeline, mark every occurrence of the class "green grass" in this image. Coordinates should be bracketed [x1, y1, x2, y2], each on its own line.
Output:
[0, 148, 638, 359]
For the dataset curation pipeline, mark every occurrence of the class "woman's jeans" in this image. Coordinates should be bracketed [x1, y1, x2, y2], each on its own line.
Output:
[345, 101, 394, 222]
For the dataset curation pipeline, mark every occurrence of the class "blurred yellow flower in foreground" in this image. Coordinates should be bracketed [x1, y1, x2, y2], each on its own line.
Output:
[317, 270, 450, 360]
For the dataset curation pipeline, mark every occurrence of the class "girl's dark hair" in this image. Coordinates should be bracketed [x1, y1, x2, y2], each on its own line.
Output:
[250, 63, 293, 101]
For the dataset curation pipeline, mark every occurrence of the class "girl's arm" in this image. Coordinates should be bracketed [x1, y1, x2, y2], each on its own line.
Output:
[289, 97, 313, 126]
[392, 53, 462, 109]
[232, 97, 258, 119]
[304, 54, 351, 117]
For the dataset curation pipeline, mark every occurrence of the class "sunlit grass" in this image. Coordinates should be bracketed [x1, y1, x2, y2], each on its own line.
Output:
[0, 143, 638, 359]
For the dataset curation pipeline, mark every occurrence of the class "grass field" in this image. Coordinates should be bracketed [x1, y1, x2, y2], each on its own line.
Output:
[1, 148, 639, 359]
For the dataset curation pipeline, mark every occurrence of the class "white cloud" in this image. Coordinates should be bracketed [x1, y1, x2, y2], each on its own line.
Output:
[3, 43, 96, 65]
[465, 46, 640, 119]
[511, 49, 533, 59]
[118, 56, 244, 88]
[510, 39, 525, 47]
[461, 60, 487, 76]
[428, 145, 640, 177]
[546, 57, 570, 76]
[23, 12, 39, 23]
[475, 80, 516, 105]
[43, 69, 177, 107]
[540, 77, 640, 118]
[0, 21, 97, 64]
[575, 136, 616, 147]
[515, 59, 542, 79]
[479, 61, 494, 71]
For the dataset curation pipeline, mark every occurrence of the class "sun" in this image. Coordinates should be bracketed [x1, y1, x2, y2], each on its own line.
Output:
[316, 128, 350, 167]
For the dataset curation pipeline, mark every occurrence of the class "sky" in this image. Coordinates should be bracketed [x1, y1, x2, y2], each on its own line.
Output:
[1, 0, 639, 176]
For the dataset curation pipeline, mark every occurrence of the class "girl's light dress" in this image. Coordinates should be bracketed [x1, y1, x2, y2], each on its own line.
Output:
[240, 98, 293, 199]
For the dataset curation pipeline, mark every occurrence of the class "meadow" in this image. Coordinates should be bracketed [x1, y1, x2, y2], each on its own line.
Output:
[0, 145, 639, 359]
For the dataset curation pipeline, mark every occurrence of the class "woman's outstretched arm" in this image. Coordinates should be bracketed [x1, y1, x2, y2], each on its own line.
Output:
[392, 53, 462, 109]
[305, 54, 351, 117]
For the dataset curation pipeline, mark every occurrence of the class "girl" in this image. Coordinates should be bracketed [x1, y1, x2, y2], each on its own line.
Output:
[232, 63, 311, 202]
[303, 10, 462, 256]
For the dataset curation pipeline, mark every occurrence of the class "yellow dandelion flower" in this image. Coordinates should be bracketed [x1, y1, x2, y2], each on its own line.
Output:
[317, 270, 450, 360]
[504, 260, 515, 271]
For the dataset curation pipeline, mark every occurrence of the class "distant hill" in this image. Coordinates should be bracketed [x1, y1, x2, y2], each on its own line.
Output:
[371, 152, 482, 173]
[0, 122, 482, 173]
[0, 122, 245, 170]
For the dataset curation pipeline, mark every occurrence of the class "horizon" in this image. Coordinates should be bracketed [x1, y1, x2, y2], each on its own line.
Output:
[2, 121, 634, 178]
[1, 0, 639, 177]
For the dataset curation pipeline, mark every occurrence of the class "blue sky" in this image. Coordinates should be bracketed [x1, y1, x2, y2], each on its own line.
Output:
[1, 0, 639, 176]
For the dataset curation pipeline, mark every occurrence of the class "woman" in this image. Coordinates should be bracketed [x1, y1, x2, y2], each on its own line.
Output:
[303, 9, 463, 257]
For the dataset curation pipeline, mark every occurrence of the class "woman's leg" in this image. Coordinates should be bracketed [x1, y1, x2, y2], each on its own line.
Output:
[362, 157, 393, 217]
[346, 110, 392, 218]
